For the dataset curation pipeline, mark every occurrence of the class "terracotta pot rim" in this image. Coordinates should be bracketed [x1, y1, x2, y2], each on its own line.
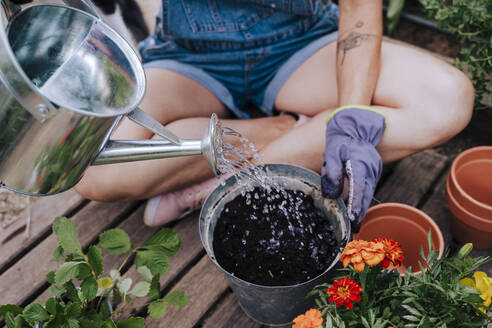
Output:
[449, 146, 492, 211]
[446, 179, 492, 231]
[365, 202, 445, 259]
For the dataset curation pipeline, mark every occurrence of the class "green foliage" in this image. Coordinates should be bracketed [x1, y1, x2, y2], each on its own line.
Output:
[419, 0, 492, 110]
[88, 246, 104, 276]
[115, 317, 145, 328]
[0, 220, 186, 327]
[0, 305, 23, 317]
[134, 249, 170, 276]
[99, 229, 133, 255]
[386, 0, 406, 34]
[53, 217, 83, 256]
[310, 236, 492, 328]
[163, 291, 189, 307]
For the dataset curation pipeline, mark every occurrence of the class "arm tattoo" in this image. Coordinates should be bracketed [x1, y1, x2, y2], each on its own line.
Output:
[337, 31, 378, 64]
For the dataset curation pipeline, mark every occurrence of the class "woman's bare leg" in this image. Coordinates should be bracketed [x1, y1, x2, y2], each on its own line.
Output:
[263, 39, 474, 169]
[75, 69, 296, 201]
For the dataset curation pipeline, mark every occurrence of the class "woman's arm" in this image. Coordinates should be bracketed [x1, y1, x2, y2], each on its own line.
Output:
[336, 0, 383, 106]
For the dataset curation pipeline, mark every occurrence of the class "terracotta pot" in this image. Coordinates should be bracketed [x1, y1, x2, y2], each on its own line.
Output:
[446, 146, 492, 249]
[354, 203, 444, 274]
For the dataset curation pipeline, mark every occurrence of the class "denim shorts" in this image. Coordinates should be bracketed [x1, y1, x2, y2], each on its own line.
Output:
[139, 1, 339, 118]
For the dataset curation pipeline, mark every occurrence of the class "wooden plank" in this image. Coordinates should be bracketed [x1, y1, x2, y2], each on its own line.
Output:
[0, 190, 85, 270]
[115, 211, 205, 319]
[144, 256, 229, 328]
[421, 173, 492, 276]
[375, 149, 447, 205]
[0, 200, 136, 305]
[201, 292, 261, 328]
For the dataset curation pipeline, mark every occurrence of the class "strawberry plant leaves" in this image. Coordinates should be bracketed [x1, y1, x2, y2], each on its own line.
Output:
[99, 229, 132, 255]
[116, 317, 145, 328]
[55, 262, 82, 285]
[23, 303, 49, 325]
[129, 281, 150, 297]
[163, 291, 188, 307]
[52, 217, 83, 256]
[135, 249, 169, 275]
[0, 305, 23, 317]
[87, 245, 103, 276]
[53, 246, 65, 261]
[142, 228, 180, 256]
[147, 301, 166, 319]
[81, 276, 98, 301]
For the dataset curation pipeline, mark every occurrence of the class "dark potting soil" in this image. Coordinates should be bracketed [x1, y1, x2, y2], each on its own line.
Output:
[213, 187, 339, 286]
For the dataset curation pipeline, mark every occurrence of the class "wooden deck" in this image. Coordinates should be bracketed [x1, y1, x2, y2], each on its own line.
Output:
[1, 146, 491, 328]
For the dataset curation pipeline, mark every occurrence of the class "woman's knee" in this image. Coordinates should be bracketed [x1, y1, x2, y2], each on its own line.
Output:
[422, 66, 474, 141]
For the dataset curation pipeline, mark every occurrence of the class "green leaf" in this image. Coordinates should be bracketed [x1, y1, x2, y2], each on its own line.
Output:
[65, 318, 80, 328]
[49, 285, 63, 298]
[77, 263, 92, 280]
[104, 318, 117, 328]
[135, 249, 169, 275]
[117, 278, 132, 295]
[147, 275, 161, 300]
[65, 281, 82, 303]
[163, 290, 188, 307]
[142, 228, 181, 256]
[116, 317, 145, 328]
[99, 229, 132, 255]
[55, 261, 82, 284]
[52, 217, 83, 256]
[97, 277, 114, 289]
[65, 303, 82, 318]
[53, 246, 65, 261]
[5, 312, 15, 328]
[23, 303, 49, 324]
[129, 281, 150, 297]
[14, 316, 28, 328]
[136, 266, 153, 282]
[88, 245, 104, 276]
[0, 305, 23, 317]
[100, 301, 112, 320]
[46, 271, 56, 284]
[148, 301, 166, 319]
[45, 298, 57, 315]
[81, 276, 98, 301]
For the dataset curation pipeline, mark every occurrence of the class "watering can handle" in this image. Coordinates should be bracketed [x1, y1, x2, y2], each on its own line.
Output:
[1, 0, 100, 20]
[0, 0, 20, 20]
[62, 0, 100, 19]
[127, 108, 182, 145]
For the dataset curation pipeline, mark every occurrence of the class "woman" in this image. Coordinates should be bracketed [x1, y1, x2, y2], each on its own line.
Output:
[75, 0, 474, 229]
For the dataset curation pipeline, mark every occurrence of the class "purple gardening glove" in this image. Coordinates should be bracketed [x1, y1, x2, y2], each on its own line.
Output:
[321, 107, 386, 232]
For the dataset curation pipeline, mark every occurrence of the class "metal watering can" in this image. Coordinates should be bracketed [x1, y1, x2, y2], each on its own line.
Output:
[0, 0, 220, 196]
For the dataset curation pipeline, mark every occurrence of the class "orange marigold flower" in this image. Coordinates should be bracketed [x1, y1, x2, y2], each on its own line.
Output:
[372, 238, 404, 268]
[292, 308, 323, 328]
[340, 240, 385, 272]
[326, 277, 363, 310]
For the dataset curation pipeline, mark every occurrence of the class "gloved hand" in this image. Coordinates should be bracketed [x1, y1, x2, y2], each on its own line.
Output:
[321, 106, 387, 232]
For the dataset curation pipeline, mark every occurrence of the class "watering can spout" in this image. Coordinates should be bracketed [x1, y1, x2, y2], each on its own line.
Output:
[93, 114, 221, 176]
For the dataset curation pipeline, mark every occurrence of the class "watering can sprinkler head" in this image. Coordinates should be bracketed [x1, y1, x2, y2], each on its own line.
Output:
[202, 113, 221, 177]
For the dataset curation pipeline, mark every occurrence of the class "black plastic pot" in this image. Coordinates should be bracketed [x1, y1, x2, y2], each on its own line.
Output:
[199, 164, 351, 326]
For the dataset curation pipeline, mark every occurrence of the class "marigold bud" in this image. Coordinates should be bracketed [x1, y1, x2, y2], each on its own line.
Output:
[458, 243, 473, 258]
